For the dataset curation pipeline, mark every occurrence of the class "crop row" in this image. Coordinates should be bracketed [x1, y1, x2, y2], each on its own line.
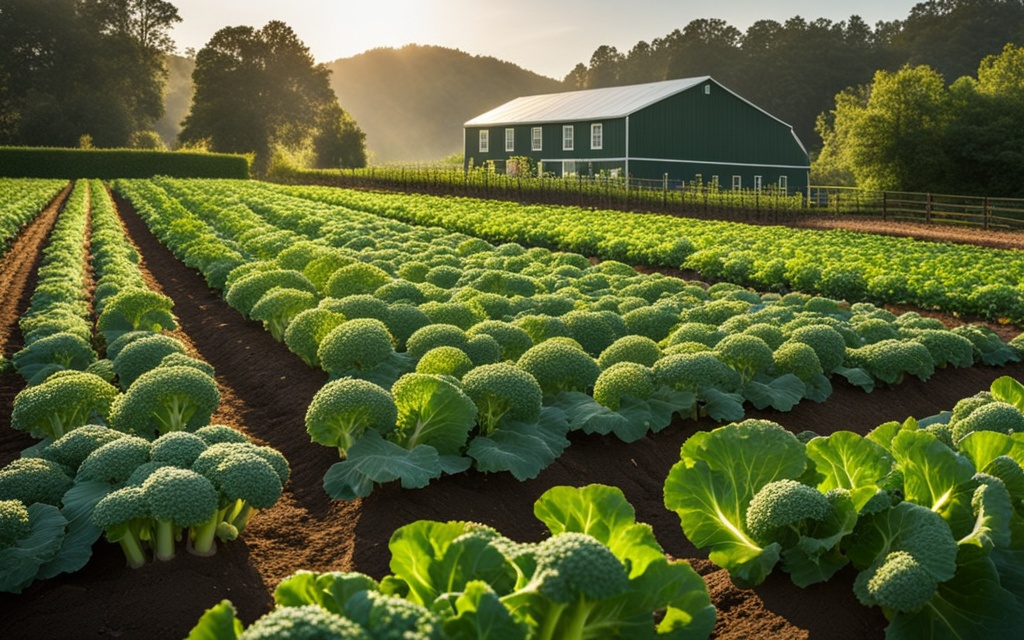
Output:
[114, 178, 1020, 500]
[270, 181, 1024, 323]
[0, 178, 65, 258]
[1, 180, 288, 594]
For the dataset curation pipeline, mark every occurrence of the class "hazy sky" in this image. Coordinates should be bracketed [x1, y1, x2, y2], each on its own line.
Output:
[170, 0, 922, 79]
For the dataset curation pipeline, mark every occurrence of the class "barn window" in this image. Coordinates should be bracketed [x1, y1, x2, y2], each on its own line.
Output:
[505, 128, 514, 152]
[479, 130, 489, 153]
[754, 175, 762, 191]
[531, 127, 543, 151]
[704, 85, 711, 95]
[732, 175, 741, 190]
[591, 123, 603, 149]
[563, 125, 574, 151]
[563, 160, 576, 176]
[778, 175, 788, 190]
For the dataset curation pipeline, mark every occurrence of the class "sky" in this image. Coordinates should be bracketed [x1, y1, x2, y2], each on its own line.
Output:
[169, 0, 923, 79]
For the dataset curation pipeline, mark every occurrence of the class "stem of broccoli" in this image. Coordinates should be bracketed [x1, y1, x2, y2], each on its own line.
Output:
[537, 601, 568, 640]
[190, 516, 220, 557]
[563, 602, 595, 640]
[229, 503, 256, 533]
[118, 532, 148, 569]
[154, 519, 177, 561]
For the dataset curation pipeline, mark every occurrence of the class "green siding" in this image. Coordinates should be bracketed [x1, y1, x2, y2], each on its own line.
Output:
[464, 79, 810, 191]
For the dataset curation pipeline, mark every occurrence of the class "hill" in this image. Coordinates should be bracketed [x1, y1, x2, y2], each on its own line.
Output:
[325, 45, 564, 163]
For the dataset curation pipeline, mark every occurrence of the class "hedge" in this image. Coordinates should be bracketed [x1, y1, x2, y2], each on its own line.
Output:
[0, 147, 249, 179]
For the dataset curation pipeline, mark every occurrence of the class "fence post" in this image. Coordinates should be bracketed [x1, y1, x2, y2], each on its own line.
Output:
[662, 173, 668, 210]
[984, 196, 990, 230]
[926, 193, 932, 224]
[882, 192, 887, 222]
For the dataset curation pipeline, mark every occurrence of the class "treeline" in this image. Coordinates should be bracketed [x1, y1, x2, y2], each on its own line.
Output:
[565, 0, 1024, 150]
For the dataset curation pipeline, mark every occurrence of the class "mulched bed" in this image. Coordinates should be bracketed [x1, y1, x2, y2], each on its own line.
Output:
[0, 186, 1021, 639]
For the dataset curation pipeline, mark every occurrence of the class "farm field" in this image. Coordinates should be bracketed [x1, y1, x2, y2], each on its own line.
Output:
[1, 179, 1023, 639]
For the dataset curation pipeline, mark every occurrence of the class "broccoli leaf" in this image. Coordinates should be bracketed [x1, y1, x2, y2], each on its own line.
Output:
[36, 480, 111, 579]
[699, 388, 745, 423]
[440, 580, 529, 640]
[551, 388, 694, 443]
[891, 430, 978, 537]
[390, 373, 477, 455]
[833, 365, 875, 392]
[186, 600, 243, 640]
[0, 503, 68, 593]
[273, 570, 379, 614]
[322, 431, 442, 500]
[805, 431, 894, 511]
[991, 375, 1024, 411]
[741, 373, 805, 412]
[467, 413, 570, 481]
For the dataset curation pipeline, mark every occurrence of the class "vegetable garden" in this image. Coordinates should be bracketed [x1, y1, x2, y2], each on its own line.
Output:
[1, 177, 1023, 639]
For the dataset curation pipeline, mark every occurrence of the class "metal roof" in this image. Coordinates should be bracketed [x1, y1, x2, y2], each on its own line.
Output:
[465, 77, 711, 127]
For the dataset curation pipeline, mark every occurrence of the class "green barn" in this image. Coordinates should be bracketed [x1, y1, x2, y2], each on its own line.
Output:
[463, 76, 810, 193]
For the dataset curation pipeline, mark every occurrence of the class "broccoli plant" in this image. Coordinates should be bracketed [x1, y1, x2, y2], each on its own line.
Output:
[11, 371, 120, 440]
[664, 419, 858, 587]
[108, 365, 220, 438]
[318, 318, 412, 388]
[12, 332, 97, 384]
[111, 333, 186, 389]
[322, 373, 476, 500]
[461, 363, 570, 481]
[0, 499, 68, 593]
[283, 307, 346, 367]
[249, 287, 319, 342]
[96, 289, 177, 344]
[305, 378, 398, 457]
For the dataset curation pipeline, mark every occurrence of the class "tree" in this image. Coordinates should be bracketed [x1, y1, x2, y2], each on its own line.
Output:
[312, 103, 367, 169]
[0, 0, 179, 146]
[180, 21, 363, 174]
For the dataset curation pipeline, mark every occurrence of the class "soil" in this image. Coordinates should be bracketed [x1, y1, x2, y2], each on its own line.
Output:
[0, 185, 1022, 640]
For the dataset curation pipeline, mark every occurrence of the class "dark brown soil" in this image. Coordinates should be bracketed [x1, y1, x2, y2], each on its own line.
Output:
[0, 186, 1022, 639]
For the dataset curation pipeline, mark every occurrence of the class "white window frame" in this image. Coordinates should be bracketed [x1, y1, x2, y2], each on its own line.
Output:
[479, 130, 489, 153]
[531, 127, 542, 151]
[504, 128, 514, 153]
[562, 125, 574, 151]
[563, 160, 576, 176]
[754, 175, 762, 191]
[778, 175, 788, 190]
[732, 175, 742, 190]
[590, 123, 603, 150]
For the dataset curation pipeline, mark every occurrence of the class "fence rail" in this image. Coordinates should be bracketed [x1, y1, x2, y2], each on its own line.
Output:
[269, 165, 1024, 231]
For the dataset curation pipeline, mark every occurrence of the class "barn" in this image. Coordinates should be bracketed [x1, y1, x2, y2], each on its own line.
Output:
[463, 76, 810, 194]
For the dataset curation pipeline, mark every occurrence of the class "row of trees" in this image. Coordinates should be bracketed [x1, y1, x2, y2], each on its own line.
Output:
[814, 44, 1024, 198]
[0, 1, 367, 172]
[564, 0, 1024, 154]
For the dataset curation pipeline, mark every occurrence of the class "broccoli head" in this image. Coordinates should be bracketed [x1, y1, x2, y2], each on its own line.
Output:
[405, 324, 471, 360]
[415, 346, 474, 379]
[592, 362, 655, 411]
[744, 479, 832, 546]
[464, 333, 502, 366]
[159, 352, 216, 378]
[318, 319, 397, 376]
[150, 431, 210, 468]
[743, 323, 786, 350]
[512, 315, 570, 346]
[142, 466, 219, 561]
[950, 401, 1024, 445]
[907, 329, 975, 369]
[787, 325, 847, 373]
[383, 304, 432, 351]
[41, 424, 126, 472]
[713, 334, 774, 383]
[284, 307, 347, 368]
[96, 289, 176, 343]
[467, 321, 534, 361]
[108, 365, 221, 438]
[846, 339, 935, 386]
[11, 370, 119, 440]
[225, 269, 317, 319]
[322, 294, 390, 322]
[199, 449, 284, 549]
[76, 435, 152, 484]
[0, 457, 74, 506]
[854, 550, 937, 614]
[111, 333, 186, 389]
[344, 589, 443, 639]
[91, 485, 151, 568]
[462, 363, 543, 434]
[194, 424, 251, 446]
[653, 352, 741, 394]
[772, 341, 824, 382]
[562, 310, 620, 357]
[0, 499, 30, 547]
[620, 305, 680, 342]
[240, 605, 370, 640]
[325, 262, 393, 299]
[305, 378, 398, 457]
[12, 331, 96, 383]
[250, 287, 319, 342]
[516, 340, 600, 397]
[597, 335, 661, 369]
[665, 323, 725, 349]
